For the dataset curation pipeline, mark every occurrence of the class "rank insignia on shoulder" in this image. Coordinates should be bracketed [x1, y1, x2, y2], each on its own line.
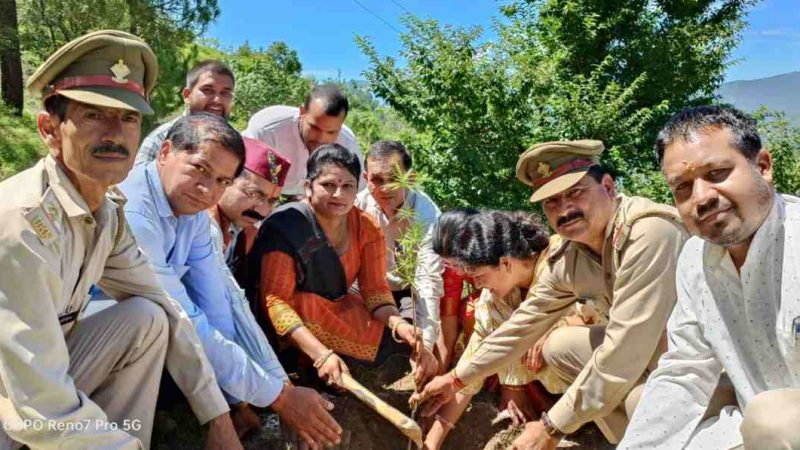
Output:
[24, 208, 58, 245]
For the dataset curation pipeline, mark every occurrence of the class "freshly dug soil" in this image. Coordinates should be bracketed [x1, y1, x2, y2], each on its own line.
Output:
[152, 355, 613, 450]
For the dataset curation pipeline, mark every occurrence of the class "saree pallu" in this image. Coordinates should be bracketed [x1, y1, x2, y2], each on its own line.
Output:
[249, 203, 396, 362]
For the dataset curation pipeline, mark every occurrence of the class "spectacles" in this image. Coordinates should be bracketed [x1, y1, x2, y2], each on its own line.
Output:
[240, 186, 277, 208]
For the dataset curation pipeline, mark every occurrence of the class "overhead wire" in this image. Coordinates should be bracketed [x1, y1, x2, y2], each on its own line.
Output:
[351, 0, 404, 34]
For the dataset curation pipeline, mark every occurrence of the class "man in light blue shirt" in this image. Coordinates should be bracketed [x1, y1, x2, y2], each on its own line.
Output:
[121, 112, 342, 448]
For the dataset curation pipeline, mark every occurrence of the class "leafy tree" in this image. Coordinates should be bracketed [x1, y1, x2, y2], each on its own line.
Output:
[754, 108, 800, 196]
[226, 41, 310, 130]
[358, 1, 755, 210]
[15, 0, 219, 119]
[0, 0, 23, 114]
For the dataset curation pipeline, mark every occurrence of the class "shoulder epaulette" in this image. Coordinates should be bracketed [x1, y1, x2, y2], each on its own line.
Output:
[546, 233, 571, 265]
[612, 203, 681, 252]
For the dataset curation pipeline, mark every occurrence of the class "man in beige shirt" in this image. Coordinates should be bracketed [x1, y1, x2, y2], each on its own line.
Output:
[413, 140, 686, 449]
[0, 31, 240, 449]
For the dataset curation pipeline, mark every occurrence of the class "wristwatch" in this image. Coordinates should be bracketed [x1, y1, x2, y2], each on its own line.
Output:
[540, 411, 566, 440]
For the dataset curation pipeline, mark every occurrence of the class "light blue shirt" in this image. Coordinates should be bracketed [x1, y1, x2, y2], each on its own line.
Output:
[120, 162, 284, 407]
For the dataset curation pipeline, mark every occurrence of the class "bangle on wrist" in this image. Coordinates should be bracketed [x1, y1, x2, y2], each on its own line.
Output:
[313, 348, 335, 369]
[540, 411, 566, 439]
[391, 320, 407, 343]
[434, 414, 456, 430]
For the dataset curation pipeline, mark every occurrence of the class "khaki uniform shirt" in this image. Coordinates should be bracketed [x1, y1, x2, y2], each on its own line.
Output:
[454, 194, 686, 434]
[0, 156, 228, 449]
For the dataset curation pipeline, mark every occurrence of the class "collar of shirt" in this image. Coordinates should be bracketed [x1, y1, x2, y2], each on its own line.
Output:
[44, 154, 119, 223]
[704, 193, 783, 270]
[144, 161, 176, 219]
[360, 188, 417, 221]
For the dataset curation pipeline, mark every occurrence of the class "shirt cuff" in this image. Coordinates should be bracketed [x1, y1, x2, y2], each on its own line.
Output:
[421, 319, 439, 351]
[251, 374, 286, 408]
[453, 359, 483, 387]
[547, 396, 583, 435]
[186, 382, 230, 425]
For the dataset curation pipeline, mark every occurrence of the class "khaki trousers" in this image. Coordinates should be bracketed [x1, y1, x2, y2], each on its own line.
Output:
[67, 297, 169, 448]
[541, 325, 643, 444]
[1, 297, 169, 449]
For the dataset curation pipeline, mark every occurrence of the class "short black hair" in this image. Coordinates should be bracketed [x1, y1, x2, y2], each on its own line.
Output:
[585, 165, 610, 183]
[452, 210, 550, 267]
[186, 60, 235, 90]
[44, 95, 70, 121]
[366, 140, 413, 171]
[165, 112, 245, 177]
[306, 143, 361, 182]
[432, 207, 480, 258]
[303, 84, 349, 117]
[655, 105, 762, 164]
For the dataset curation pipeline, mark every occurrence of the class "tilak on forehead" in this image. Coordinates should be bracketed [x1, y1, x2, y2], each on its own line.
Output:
[681, 160, 697, 173]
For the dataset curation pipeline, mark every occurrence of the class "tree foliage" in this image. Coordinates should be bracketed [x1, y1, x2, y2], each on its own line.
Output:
[225, 41, 310, 130]
[15, 0, 219, 118]
[358, 1, 755, 210]
[754, 108, 800, 196]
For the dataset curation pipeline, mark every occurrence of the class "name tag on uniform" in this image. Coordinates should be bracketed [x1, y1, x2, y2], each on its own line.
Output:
[58, 311, 79, 325]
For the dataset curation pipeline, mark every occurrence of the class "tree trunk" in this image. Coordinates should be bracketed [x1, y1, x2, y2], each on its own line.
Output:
[0, 0, 23, 115]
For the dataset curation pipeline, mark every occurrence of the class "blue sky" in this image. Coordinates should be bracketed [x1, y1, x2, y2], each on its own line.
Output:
[207, 0, 800, 83]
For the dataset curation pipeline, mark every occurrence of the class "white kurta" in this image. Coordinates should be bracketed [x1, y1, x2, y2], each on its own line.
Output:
[355, 189, 443, 350]
[620, 194, 800, 449]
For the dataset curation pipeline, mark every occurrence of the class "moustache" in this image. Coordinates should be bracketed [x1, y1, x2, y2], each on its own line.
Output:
[557, 210, 584, 227]
[242, 210, 265, 221]
[91, 143, 130, 158]
[695, 198, 724, 222]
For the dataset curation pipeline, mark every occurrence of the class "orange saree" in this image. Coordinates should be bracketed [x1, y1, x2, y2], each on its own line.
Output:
[259, 207, 396, 362]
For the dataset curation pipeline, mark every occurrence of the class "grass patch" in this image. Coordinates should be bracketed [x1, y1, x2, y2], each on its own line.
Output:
[0, 103, 45, 180]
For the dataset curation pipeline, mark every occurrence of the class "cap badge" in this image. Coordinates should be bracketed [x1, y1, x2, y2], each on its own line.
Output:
[110, 59, 131, 83]
[268, 152, 282, 184]
[537, 162, 552, 178]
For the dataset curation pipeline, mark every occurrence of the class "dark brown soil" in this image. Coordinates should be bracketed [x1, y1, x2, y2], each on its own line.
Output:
[152, 355, 614, 450]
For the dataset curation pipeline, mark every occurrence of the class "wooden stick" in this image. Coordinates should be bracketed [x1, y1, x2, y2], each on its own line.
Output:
[339, 373, 423, 449]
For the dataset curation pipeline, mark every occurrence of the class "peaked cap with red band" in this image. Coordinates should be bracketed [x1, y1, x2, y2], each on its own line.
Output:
[27, 30, 158, 114]
[515, 140, 604, 203]
[243, 137, 292, 187]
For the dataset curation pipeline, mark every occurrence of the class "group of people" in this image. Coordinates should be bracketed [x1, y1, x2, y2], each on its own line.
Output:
[0, 29, 797, 450]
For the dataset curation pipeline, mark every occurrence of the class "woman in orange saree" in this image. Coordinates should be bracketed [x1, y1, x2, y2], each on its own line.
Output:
[248, 144, 437, 386]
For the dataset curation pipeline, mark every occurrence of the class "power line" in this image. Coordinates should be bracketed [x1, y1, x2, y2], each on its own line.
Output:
[351, 0, 403, 34]
[389, 0, 410, 13]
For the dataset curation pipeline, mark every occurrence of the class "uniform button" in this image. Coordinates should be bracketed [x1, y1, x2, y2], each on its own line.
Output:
[83, 216, 95, 225]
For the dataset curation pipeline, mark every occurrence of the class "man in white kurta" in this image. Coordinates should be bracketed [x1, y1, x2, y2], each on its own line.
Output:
[355, 140, 443, 352]
[620, 105, 800, 450]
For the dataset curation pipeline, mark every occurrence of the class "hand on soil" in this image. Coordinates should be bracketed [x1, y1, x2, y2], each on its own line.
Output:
[272, 384, 343, 449]
[408, 373, 456, 417]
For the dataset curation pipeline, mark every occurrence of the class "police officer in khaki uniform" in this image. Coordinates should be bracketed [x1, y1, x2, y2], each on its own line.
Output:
[413, 141, 687, 449]
[0, 30, 242, 449]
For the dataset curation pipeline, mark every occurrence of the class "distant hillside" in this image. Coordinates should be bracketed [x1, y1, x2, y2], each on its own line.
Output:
[718, 71, 800, 125]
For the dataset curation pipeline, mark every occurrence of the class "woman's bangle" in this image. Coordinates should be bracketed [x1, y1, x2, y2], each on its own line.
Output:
[502, 384, 526, 391]
[434, 414, 456, 430]
[313, 348, 335, 369]
[391, 319, 408, 343]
